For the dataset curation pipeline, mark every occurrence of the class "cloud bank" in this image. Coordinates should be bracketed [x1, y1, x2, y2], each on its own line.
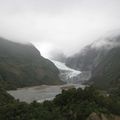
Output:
[0, 0, 120, 57]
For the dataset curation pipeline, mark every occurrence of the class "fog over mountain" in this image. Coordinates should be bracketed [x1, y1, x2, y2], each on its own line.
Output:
[0, 0, 120, 57]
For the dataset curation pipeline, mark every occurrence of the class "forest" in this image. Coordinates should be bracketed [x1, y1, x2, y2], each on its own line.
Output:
[0, 86, 120, 120]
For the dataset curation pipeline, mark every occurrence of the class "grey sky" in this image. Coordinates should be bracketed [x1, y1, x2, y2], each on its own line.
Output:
[0, 0, 120, 57]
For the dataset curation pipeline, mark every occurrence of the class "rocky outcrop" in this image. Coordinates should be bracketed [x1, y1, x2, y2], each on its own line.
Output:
[87, 113, 120, 120]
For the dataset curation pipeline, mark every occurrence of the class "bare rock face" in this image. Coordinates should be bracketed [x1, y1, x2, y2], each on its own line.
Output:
[87, 113, 120, 120]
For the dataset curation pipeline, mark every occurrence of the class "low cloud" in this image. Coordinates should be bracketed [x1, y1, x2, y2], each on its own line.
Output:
[0, 0, 120, 57]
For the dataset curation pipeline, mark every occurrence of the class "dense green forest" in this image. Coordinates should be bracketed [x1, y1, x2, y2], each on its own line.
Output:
[0, 86, 120, 120]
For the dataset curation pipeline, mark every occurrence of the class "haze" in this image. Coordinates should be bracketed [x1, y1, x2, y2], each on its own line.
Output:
[0, 0, 120, 57]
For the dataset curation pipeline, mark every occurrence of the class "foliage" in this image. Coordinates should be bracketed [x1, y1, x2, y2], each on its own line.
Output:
[0, 37, 63, 90]
[0, 86, 120, 120]
[91, 47, 120, 90]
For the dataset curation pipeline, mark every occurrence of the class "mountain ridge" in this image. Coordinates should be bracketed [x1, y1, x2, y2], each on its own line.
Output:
[65, 32, 120, 90]
[0, 37, 63, 90]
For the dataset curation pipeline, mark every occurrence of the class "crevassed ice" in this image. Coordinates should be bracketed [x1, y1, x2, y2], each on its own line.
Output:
[51, 60, 81, 78]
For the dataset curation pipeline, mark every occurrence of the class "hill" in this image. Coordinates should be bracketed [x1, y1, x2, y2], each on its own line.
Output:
[65, 33, 120, 90]
[0, 37, 63, 90]
[90, 47, 120, 89]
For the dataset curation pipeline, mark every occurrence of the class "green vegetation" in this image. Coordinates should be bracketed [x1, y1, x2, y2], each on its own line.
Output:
[0, 88, 15, 106]
[0, 37, 63, 90]
[0, 86, 120, 120]
[0, 36, 120, 119]
[91, 47, 120, 90]
[66, 37, 120, 90]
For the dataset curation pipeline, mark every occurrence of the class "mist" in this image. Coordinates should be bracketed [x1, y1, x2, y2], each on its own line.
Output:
[0, 0, 120, 57]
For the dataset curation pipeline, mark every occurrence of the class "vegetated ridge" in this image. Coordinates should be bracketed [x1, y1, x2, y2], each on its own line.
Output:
[0, 37, 63, 90]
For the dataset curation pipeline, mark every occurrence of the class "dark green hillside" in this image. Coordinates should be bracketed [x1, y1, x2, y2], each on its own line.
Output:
[90, 47, 120, 90]
[0, 86, 120, 120]
[0, 37, 63, 90]
[0, 88, 14, 105]
[65, 34, 120, 90]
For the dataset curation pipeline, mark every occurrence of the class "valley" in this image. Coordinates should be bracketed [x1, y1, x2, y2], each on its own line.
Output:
[0, 35, 120, 120]
[8, 60, 86, 103]
[0, 1, 120, 119]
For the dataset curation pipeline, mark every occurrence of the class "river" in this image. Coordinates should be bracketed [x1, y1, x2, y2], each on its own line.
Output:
[8, 60, 85, 103]
[8, 84, 85, 103]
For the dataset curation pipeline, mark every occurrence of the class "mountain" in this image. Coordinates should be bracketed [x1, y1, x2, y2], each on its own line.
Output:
[66, 33, 120, 71]
[0, 37, 63, 90]
[90, 46, 120, 89]
[65, 32, 120, 90]
[90, 34, 120, 89]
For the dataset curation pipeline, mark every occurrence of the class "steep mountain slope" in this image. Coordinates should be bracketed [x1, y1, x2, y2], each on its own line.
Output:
[90, 47, 120, 89]
[66, 33, 120, 71]
[90, 35, 120, 89]
[66, 33, 120, 90]
[66, 45, 99, 71]
[0, 37, 63, 90]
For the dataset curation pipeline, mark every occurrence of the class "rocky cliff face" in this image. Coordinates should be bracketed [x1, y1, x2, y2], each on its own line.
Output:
[0, 37, 63, 90]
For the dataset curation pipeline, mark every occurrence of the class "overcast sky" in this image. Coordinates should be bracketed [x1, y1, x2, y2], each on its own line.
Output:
[0, 0, 120, 57]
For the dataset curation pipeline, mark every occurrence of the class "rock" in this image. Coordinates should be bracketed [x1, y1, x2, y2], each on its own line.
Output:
[87, 113, 120, 120]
